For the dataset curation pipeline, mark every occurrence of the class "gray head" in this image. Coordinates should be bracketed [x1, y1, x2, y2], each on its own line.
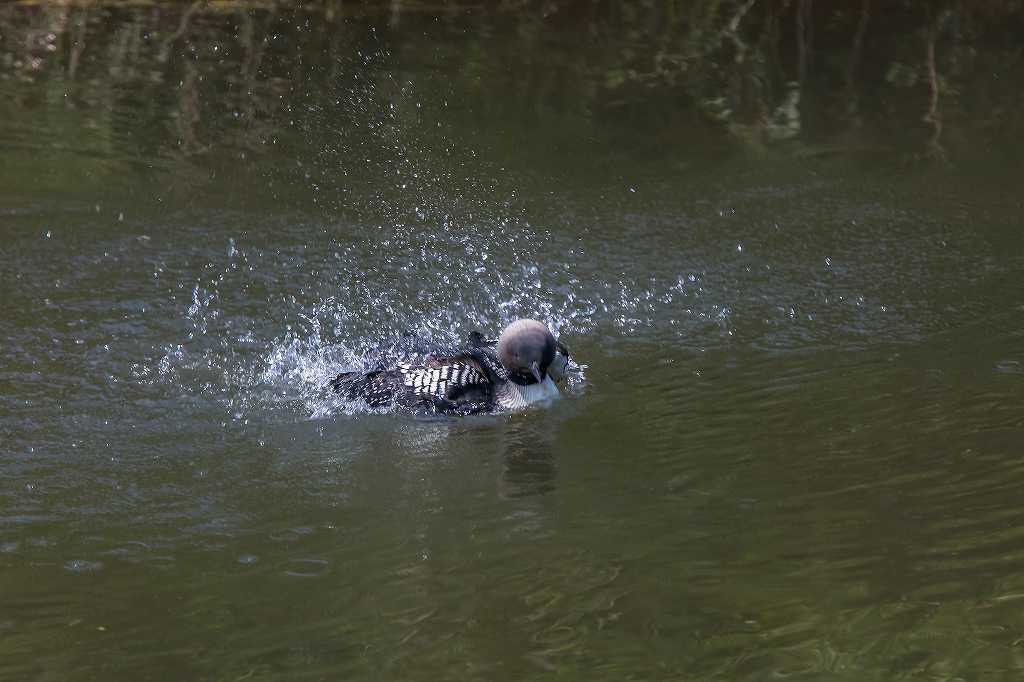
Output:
[496, 319, 557, 384]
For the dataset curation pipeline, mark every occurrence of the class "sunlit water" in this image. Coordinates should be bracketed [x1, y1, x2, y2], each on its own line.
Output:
[3, 5, 1024, 681]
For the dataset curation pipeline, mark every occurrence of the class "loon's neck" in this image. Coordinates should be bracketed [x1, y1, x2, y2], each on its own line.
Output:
[507, 373, 536, 386]
[494, 375, 560, 410]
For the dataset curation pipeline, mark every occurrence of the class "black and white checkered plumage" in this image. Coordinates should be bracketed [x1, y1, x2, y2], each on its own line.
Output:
[397, 359, 490, 399]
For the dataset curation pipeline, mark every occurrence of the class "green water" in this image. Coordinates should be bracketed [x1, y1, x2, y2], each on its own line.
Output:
[3, 3, 1024, 680]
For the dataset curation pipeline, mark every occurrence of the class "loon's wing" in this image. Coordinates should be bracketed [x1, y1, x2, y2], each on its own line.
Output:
[428, 344, 506, 383]
[410, 344, 509, 408]
[329, 369, 405, 407]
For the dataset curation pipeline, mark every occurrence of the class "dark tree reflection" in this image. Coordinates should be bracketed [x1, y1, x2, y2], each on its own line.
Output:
[2, 1, 1022, 202]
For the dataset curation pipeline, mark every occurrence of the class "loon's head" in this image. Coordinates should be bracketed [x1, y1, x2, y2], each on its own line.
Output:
[497, 319, 557, 385]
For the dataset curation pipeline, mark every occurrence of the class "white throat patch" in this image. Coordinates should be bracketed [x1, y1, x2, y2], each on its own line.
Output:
[495, 376, 560, 410]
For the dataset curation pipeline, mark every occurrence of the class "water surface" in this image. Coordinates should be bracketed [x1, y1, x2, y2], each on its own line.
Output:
[3, 3, 1024, 680]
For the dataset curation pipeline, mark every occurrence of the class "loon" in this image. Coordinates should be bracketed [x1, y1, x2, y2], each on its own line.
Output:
[329, 319, 571, 415]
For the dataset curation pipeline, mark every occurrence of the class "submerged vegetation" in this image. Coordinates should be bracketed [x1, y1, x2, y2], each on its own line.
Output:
[2, 0, 1023, 201]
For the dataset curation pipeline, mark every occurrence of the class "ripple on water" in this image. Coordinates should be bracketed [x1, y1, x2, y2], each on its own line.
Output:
[63, 559, 104, 573]
[283, 558, 331, 578]
[995, 359, 1024, 375]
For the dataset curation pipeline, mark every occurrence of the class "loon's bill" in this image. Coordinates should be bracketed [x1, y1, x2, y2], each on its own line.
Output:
[330, 319, 571, 415]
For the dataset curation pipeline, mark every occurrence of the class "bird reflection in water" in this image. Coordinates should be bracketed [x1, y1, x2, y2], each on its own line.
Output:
[495, 417, 561, 499]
